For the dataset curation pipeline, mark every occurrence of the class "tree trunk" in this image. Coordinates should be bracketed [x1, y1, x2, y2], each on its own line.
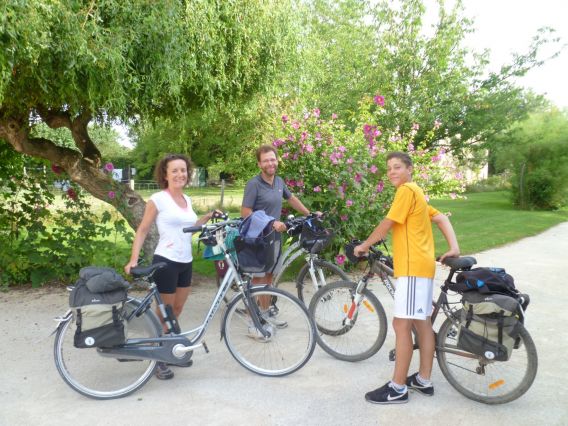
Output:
[0, 112, 159, 262]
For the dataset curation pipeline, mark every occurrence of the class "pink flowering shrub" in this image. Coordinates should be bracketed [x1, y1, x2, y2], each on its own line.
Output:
[273, 94, 465, 259]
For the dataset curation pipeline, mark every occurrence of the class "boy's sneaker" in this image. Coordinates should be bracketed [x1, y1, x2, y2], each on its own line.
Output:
[155, 362, 174, 380]
[246, 324, 274, 342]
[406, 373, 434, 396]
[261, 306, 288, 329]
[365, 382, 408, 404]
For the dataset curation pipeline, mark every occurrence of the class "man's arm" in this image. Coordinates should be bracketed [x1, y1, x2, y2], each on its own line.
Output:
[241, 206, 253, 218]
[287, 195, 310, 216]
[431, 213, 460, 262]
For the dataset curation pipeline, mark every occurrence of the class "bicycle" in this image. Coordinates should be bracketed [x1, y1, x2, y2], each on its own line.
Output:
[210, 213, 348, 304]
[53, 218, 317, 400]
[272, 214, 348, 302]
[311, 240, 538, 404]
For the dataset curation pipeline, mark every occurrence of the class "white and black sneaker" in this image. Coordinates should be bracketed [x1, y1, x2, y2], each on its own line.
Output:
[406, 373, 434, 396]
[261, 305, 288, 329]
[365, 382, 408, 404]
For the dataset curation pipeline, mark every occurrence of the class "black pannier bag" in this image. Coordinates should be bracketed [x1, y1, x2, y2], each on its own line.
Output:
[300, 220, 334, 254]
[457, 292, 521, 361]
[69, 267, 129, 349]
[234, 213, 276, 273]
[452, 267, 517, 297]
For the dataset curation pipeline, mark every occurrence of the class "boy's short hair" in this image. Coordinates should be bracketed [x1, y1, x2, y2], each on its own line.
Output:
[154, 153, 192, 189]
[256, 145, 278, 162]
[386, 151, 413, 167]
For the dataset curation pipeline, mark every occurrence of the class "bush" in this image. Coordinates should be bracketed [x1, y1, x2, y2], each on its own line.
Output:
[272, 94, 466, 260]
[511, 140, 568, 210]
[466, 174, 511, 193]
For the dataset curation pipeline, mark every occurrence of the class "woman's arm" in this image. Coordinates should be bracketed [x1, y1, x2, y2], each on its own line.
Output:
[124, 200, 158, 274]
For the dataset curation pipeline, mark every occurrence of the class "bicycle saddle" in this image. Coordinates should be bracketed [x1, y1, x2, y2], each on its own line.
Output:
[441, 256, 477, 271]
[130, 262, 167, 278]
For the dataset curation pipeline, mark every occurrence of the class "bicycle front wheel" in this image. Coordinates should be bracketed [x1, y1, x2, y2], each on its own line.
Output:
[222, 287, 316, 376]
[295, 259, 349, 302]
[54, 299, 162, 400]
[309, 281, 388, 362]
[436, 312, 538, 404]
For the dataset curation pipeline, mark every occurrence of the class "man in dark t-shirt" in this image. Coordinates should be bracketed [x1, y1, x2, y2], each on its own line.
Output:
[241, 145, 312, 280]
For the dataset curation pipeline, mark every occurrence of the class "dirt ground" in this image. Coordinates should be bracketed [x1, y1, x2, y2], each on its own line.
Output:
[1, 222, 567, 426]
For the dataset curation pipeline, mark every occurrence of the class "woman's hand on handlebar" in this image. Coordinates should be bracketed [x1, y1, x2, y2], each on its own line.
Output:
[124, 260, 138, 275]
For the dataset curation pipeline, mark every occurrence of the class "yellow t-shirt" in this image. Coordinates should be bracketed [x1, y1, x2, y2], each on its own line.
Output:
[386, 182, 440, 278]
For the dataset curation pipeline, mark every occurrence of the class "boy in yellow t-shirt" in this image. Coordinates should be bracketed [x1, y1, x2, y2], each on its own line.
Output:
[354, 151, 460, 404]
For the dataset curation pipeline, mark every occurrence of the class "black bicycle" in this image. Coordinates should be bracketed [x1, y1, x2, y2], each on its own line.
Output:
[310, 240, 538, 404]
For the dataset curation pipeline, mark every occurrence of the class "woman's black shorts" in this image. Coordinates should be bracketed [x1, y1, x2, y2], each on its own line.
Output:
[152, 254, 193, 294]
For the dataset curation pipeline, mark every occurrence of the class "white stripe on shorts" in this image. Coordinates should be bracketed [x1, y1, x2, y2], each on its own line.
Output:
[393, 276, 434, 320]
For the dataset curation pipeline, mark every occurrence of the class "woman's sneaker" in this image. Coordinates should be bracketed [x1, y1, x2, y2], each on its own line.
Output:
[364, 382, 408, 404]
[406, 372, 434, 396]
[155, 362, 174, 380]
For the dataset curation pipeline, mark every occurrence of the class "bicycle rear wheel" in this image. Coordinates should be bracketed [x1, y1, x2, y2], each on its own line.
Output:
[222, 287, 316, 376]
[54, 299, 162, 399]
[436, 312, 538, 404]
[309, 281, 387, 362]
[294, 259, 349, 302]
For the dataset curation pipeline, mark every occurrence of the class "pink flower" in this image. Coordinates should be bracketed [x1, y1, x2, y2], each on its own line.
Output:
[450, 192, 457, 199]
[313, 108, 320, 118]
[338, 145, 346, 153]
[104, 163, 114, 172]
[305, 144, 314, 153]
[346, 199, 353, 207]
[331, 113, 338, 120]
[66, 188, 77, 201]
[300, 132, 308, 141]
[340, 214, 348, 221]
[370, 165, 378, 174]
[412, 123, 420, 131]
[434, 119, 442, 129]
[354, 173, 362, 183]
[272, 139, 284, 147]
[282, 152, 289, 159]
[347, 157, 354, 164]
[431, 155, 441, 163]
[408, 143, 415, 152]
[108, 191, 116, 199]
[51, 164, 63, 175]
[292, 121, 300, 129]
[282, 115, 289, 123]
[303, 112, 310, 120]
[376, 181, 384, 193]
[313, 186, 321, 192]
[315, 132, 322, 140]
[335, 254, 346, 265]
[288, 179, 296, 187]
[373, 94, 385, 106]
[297, 180, 304, 188]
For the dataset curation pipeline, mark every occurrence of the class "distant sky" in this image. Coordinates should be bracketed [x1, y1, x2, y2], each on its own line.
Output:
[455, 0, 567, 108]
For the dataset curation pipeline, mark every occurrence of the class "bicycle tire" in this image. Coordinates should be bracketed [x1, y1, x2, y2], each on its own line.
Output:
[54, 299, 162, 400]
[309, 280, 388, 362]
[294, 259, 349, 302]
[222, 287, 317, 376]
[436, 311, 538, 404]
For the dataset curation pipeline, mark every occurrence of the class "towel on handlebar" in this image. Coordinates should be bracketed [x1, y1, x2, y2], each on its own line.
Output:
[240, 210, 275, 239]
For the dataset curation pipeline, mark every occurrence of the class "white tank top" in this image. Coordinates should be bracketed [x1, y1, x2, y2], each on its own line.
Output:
[150, 190, 198, 263]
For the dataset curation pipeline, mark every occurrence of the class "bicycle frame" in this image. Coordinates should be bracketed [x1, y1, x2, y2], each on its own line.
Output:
[90, 243, 269, 364]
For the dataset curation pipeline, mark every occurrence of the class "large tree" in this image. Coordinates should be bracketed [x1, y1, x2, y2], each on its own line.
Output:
[0, 0, 296, 256]
[288, 0, 561, 155]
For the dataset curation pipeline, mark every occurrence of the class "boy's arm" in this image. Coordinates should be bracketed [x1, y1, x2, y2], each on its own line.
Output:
[431, 213, 460, 262]
[354, 218, 395, 256]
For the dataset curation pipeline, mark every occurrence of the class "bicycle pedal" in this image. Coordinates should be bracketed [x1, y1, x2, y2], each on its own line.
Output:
[202, 341, 210, 353]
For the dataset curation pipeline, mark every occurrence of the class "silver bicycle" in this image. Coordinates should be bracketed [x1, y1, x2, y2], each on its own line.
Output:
[53, 218, 317, 400]
[272, 214, 348, 302]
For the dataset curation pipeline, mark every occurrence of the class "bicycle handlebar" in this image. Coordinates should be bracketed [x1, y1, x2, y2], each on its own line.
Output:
[284, 212, 325, 235]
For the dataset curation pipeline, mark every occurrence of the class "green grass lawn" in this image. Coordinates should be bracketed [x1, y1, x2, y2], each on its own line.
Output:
[66, 189, 568, 279]
[430, 191, 568, 255]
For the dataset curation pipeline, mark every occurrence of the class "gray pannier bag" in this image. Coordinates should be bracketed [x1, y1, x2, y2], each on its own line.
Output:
[457, 292, 521, 361]
[69, 267, 129, 349]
